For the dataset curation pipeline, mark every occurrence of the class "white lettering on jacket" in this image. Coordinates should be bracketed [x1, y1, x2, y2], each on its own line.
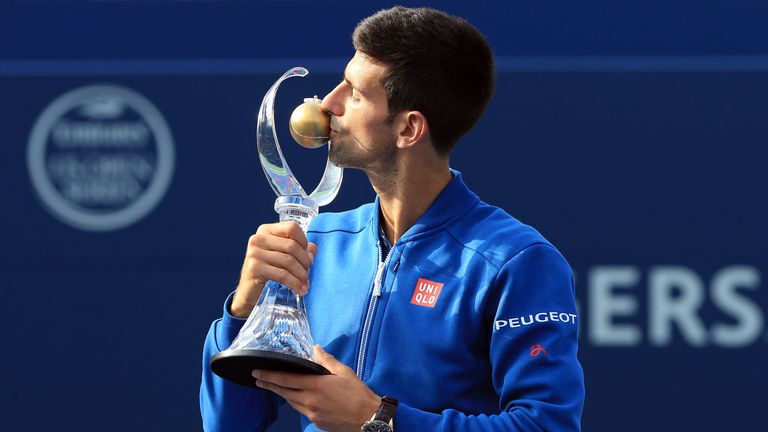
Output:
[495, 312, 578, 331]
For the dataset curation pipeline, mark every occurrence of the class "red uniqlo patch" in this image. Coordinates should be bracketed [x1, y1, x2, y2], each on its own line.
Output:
[410, 278, 444, 308]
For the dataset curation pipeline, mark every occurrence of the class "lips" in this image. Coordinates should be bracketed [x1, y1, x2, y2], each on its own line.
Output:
[329, 117, 342, 134]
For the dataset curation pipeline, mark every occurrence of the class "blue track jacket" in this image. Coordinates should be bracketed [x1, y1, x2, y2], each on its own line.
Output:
[201, 170, 585, 431]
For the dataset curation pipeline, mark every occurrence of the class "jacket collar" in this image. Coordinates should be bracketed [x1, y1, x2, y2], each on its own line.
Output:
[371, 169, 480, 244]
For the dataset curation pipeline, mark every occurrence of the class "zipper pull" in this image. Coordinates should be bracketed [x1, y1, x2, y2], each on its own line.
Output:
[393, 259, 400, 273]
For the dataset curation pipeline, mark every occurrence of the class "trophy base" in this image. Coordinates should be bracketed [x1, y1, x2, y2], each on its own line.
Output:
[210, 349, 331, 388]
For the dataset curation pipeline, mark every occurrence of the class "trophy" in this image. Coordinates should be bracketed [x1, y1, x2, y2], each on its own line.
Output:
[210, 67, 343, 386]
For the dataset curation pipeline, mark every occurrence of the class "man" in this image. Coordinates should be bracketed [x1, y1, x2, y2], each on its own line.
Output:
[201, 6, 584, 432]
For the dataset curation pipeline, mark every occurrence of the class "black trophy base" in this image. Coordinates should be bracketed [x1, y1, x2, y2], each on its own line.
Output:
[210, 349, 331, 388]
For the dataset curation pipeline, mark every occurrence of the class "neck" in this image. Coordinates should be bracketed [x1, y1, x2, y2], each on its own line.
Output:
[367, 156, 452, 245]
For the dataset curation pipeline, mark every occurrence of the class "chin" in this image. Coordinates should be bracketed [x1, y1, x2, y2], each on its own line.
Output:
[330, 154, 364, 170]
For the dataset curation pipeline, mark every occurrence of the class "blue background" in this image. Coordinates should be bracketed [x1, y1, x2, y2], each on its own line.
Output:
[1, 0, 766, 430]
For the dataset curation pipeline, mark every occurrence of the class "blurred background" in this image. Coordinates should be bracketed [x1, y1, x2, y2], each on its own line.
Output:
[1, 0, 766, 430]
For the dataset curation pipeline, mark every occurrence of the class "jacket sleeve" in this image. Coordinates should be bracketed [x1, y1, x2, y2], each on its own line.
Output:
[394, 243, 585, 431]
[200, 292, 284, 432]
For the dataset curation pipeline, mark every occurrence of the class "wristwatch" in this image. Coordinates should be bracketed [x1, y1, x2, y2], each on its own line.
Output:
[361, 396, 398, 432]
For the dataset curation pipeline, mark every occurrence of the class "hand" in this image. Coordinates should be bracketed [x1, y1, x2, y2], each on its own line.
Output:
[252, 345, 381, 432]
[230, 222, 318, 318]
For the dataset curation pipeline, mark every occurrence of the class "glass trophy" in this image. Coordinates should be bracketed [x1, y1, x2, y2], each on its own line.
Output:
[210, 67, 343, 386]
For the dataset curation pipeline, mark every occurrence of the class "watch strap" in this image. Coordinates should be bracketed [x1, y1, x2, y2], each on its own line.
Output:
[374, 396, 398, 423]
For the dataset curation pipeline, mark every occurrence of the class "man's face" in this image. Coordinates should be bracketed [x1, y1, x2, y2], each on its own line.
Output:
[321, 52, 397, 172]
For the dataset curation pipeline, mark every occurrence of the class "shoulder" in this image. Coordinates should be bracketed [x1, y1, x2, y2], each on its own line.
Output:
[447, 200, 563, 270]
[307, 202, 375, 236]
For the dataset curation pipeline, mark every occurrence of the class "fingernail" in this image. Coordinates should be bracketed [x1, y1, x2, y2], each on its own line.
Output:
[255, 379, 264, 387]
[251, 370, 261, 379]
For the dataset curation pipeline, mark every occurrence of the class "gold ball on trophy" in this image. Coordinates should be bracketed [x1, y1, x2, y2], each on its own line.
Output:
[289, 96, 331, 148]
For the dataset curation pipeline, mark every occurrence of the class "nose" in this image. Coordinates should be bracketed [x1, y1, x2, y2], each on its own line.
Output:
[321, 82, 345, 117]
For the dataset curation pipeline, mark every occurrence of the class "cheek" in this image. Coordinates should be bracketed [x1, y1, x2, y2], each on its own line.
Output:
[359, 107, 389, 131]
[344, 103, 391, 142]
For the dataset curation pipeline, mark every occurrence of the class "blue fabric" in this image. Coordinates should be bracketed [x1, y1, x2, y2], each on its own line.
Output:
[200, 170, 585, 431]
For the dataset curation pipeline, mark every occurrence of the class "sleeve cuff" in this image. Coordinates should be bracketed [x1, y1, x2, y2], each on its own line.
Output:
[394, 401, 440, 431]
[215, 290, 248, 350]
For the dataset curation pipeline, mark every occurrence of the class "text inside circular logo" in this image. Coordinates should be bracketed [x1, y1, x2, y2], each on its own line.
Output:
[27, 84, 175, 231]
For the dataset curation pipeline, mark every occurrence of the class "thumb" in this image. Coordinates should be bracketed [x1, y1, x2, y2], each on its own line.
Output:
[314, 345, 345, 374]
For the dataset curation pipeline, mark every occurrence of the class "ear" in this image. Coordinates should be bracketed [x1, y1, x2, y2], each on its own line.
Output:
[394, 111, 429, 150]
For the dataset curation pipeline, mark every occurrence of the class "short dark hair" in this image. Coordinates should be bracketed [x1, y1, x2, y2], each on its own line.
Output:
[353, 6, 495, 155]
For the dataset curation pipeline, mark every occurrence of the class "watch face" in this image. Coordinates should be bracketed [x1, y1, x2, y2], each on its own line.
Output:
[362, 420, 392, 432]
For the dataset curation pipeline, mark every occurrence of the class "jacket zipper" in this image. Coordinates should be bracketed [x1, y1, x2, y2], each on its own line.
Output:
[356, 240, 392, 378]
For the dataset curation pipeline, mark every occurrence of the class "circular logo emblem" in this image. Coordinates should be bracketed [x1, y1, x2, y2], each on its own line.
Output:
[27, 84, 175, 231]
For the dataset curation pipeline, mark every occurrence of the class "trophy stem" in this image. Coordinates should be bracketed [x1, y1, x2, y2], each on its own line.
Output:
[274, 196, 319, 233]
[229, 195, 320, 355]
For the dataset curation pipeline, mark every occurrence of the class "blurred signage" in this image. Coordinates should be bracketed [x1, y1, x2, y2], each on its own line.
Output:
[27, 84, 175, 231]
[580, 265, 764, 348]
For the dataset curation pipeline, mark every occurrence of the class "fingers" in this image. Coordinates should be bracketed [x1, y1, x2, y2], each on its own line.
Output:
[313, 345, 333, 365]
[232, 222, 317, 316]
[248, 257, 308, 295]
[308, 242, 318, 264]
[252, 369, 314, 416]
[251, 231, 313, 270]
[255, 379, 305, 409]
[279, 396, 309, 419]
[253, 247, 309, 284]
[313, 345, 351, 376]
[261, 222, 309, 249]
[252, 369, 313, 391]
[240, 222, 317, 296]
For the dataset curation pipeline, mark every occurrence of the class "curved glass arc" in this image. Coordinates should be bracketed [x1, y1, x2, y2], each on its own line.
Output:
[309, 150, 343, 207]
[256, 66, 343, 206]
[257, 66, 308, 197]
